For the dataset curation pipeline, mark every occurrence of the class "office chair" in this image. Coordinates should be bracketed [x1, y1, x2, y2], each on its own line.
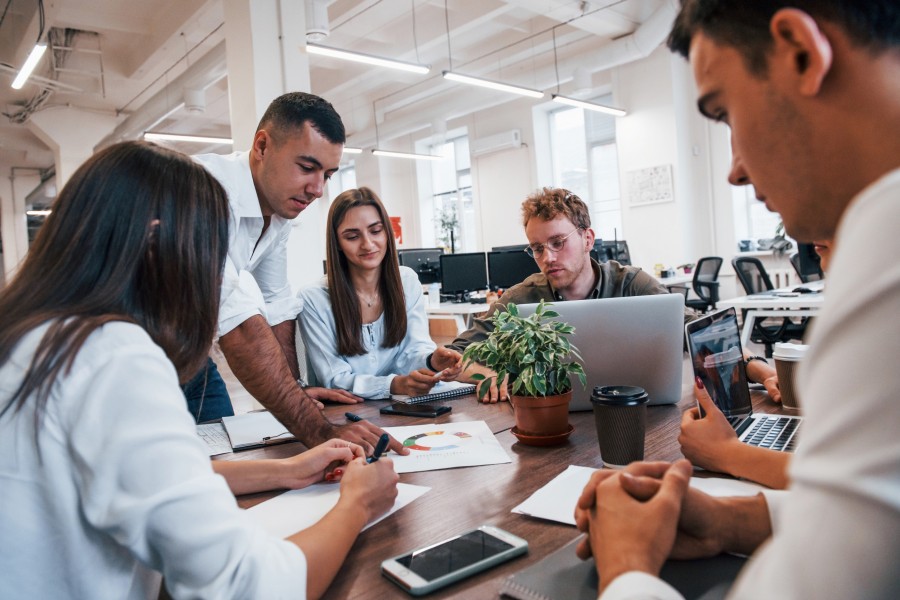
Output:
[677, 256, 722, 314]
[789, 252, 824, 284]
[731, 257, 807, 356]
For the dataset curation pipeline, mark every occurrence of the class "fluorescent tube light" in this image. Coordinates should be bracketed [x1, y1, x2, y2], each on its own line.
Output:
[144, 132, 233, 144]
[442, 71, 544, 99]
[307, 43, 430, 75]
[372, 149, 442, 161]
[26, 209, 52, 216]
[551, 94, 627, 117]
[11, 44, 47, 90]
[343, 147, 363, 154]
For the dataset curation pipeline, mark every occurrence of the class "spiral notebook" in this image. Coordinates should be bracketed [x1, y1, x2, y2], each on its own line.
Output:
[391, 381, 476, 404]
[500, 535, 744, 600]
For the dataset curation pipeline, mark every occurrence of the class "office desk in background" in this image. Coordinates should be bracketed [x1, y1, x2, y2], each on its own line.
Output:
[214, 362, 784, 599]
[719, 287, 825, 347]
[425, 301, 490, 334]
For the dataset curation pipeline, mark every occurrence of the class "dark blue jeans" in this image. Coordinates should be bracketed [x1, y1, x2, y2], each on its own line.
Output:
[181, 357, 234, 423]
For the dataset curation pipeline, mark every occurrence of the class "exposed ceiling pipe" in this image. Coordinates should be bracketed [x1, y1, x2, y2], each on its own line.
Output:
[585, 0, 678, 72]
[94, 41, 228, 152]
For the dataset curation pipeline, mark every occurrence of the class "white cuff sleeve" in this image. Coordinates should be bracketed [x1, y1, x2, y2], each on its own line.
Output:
[599, 571, 684, 600]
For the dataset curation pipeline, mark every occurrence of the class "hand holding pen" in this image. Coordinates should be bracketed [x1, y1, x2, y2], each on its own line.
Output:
[343, 412, 410, 457]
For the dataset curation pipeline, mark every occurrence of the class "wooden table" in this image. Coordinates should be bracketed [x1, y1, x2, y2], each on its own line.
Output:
[215, 363, 782, 599]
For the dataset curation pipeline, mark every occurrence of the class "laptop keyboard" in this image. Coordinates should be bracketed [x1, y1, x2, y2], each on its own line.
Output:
[736, 415, 801, 452]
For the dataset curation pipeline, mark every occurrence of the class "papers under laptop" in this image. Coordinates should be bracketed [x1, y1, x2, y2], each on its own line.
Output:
[221, 411, 296, 450]
[517, 294, 685, 410]
[685, 308, 802, 452]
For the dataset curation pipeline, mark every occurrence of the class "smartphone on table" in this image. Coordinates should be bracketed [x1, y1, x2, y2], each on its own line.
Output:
[379, 403, 451, 418]
[381, 525, 527, 596]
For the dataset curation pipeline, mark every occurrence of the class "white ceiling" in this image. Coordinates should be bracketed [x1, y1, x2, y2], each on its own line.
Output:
[0, 0, 671, 178]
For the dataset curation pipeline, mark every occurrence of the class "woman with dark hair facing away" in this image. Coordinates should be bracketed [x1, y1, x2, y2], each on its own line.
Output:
[0, 142, 398, 599]
[299, 186, 463, 399]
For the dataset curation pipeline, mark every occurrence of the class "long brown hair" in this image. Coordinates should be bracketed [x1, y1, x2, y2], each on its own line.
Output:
[325, 187, 405, 356]
[0, 141, 230, 428]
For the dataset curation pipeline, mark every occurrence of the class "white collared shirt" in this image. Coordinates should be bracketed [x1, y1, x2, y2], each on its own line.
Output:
[193, 151, 304, 337]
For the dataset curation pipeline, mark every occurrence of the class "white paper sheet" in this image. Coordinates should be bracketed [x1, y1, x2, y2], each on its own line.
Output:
[512, 465, 770, 526]
[246, 482, 429, 539]
[381, 420, 511, 473]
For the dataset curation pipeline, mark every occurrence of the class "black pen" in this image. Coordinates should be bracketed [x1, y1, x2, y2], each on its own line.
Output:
[345, 412, 363, 422]
[367, 433, 390, 463]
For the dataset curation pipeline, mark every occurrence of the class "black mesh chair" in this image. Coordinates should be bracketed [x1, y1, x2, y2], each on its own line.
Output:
[731, 257, 807, 356]
[683, 256, 722, 314]
[790, 252, 824, 284]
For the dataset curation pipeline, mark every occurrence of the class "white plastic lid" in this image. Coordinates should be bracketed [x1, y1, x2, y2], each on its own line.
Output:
[773, 342, 809, 360]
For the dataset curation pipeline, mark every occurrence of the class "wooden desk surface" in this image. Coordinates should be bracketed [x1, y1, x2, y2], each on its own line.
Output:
[217, 367, 782, 599]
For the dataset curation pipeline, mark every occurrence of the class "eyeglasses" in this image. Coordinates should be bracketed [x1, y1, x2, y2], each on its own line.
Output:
[524, 228, 582, 258]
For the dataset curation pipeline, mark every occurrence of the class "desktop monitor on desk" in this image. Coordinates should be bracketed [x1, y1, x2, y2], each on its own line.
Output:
[491, 243, 529, 253]
[592, 240, 631, 265]
[440, 252, 488, 302]
[487, 250, 540, 290]
[398, 248, 444, 284]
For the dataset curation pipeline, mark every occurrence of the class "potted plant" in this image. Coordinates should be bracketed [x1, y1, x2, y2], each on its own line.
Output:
[462, 301, 586, 445]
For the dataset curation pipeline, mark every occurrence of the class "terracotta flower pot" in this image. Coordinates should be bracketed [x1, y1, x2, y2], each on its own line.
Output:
[509, 391, 572, 439]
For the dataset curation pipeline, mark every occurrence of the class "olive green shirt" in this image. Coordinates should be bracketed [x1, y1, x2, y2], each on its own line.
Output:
[448, 259, 695, 353]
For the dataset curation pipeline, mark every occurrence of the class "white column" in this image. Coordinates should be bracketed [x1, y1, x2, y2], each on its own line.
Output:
[26, 108, 119, 189]
[0, 171, 38, 282]
[222, 0, 325, 293]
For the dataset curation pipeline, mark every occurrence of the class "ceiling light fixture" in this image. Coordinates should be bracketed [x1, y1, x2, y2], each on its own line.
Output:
[343, 147, 363, 154]
[306, 43, 429, 75]
[551, 94, 627, 116]
[305, 0, 330, 42]
[442, 70, 544, 99]
[372, 149, 441, 161]
[548, 25, 626, 117]
[371, 101, 441, 161]
[26, 209, 52, 216]
[144, 132, 233, 144]
[11, 43, 47, 89]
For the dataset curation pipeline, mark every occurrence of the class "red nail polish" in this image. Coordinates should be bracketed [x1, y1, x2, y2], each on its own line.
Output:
[695, 376, 705, 389]
[324, 473, 335, 481]
[333, 468, 344, 477]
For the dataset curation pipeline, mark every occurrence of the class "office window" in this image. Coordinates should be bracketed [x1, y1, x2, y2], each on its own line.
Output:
[548, 97, 622, 242]
[331, 161, 357, 196]
[426, 135, 474, 253]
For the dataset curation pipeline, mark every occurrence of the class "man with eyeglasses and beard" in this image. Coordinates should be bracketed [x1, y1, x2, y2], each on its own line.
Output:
[448, 187, 695, 402]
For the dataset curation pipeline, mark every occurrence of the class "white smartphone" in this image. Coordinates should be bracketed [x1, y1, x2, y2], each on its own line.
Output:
[381, 525, 528, 596]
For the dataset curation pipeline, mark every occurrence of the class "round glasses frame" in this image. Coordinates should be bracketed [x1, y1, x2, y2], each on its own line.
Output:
[524, 227, 583, 258]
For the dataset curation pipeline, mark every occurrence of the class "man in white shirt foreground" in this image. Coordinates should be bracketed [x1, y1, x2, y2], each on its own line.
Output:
[192, 92, 404, 455]
[576, 2, 900, 598]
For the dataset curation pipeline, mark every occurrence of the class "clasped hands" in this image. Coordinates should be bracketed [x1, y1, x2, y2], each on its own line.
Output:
[574, 460, 725, 594]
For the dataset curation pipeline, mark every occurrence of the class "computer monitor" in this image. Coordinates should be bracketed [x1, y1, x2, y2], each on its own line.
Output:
[487, 250, 540, 290]
[594, 240, 631, 265]
[491, 243, 529, 253]
[440, 252, 488, 302]
[398, 248, 444, 284]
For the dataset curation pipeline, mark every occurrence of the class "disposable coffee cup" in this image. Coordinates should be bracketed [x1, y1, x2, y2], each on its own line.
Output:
[773, 343, 808, 410]
[590, 385, 649, 468]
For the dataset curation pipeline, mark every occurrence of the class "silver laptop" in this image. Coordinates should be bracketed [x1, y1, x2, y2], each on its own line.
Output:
[685, 308, 802, 452]
[518, 294, 685, 411]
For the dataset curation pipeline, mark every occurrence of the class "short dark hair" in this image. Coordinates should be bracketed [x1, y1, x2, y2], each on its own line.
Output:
[325, 187, 406, 356]
[667, 0, 900, 76]
[257, 91, 346, 145]
[521, 187, 591, 230]
[0, 141, 229, 425]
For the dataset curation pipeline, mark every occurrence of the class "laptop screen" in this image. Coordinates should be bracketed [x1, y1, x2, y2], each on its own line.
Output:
[685, 308, 752, 417]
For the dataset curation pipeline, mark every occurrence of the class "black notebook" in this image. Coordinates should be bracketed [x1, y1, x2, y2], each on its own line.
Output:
[392, 382, 476, 404]
[500, 535, 745, 600]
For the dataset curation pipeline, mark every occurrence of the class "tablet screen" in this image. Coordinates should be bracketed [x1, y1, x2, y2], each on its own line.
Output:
[685, 308, 752, 417]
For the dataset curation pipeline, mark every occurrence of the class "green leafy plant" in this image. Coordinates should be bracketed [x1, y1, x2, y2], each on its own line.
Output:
[462, 300, 586, 401]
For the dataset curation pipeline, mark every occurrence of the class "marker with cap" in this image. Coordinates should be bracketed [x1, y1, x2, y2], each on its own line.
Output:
[367, 433, 390, 463]
[345, 412, 363, 422]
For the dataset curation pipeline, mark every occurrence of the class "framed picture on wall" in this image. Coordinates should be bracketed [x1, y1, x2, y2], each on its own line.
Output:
[626, 164, 674, 207]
